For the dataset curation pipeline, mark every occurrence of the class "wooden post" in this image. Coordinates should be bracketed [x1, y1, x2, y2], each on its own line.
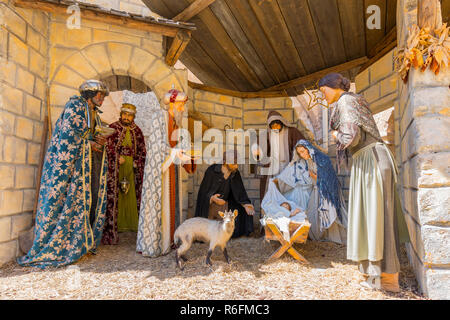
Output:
[165, 29, 192, 66]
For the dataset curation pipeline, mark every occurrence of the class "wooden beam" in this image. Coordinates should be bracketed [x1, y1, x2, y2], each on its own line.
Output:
[368, 26, 397, 58]
[173, 0, 216, 21]
[188, 81, 288, 98]
[263, 57, 369, 91]
[359, 35, 397, 73]
[13, 0, 191, 37]
[165, 29, 192, 66]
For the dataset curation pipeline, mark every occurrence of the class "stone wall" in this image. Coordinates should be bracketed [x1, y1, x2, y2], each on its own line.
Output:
[0, 1, 49, 265]
[0, 1, 189, 266]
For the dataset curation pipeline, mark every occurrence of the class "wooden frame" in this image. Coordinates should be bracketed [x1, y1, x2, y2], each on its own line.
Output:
[166, 30, 192, 66]
[173, 0, 217, 22]
[264, 219, 311, 263]
[188, 81, 289, 99]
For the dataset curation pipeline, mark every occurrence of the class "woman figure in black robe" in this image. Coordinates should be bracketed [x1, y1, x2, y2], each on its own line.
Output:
[195, 150, 255, 238]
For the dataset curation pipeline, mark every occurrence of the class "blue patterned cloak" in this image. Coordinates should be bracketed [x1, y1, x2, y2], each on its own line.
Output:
[17, 96, 108, 268]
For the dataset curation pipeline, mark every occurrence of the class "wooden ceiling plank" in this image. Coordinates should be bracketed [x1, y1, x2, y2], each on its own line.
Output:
[264, 56, 369, 91]
[364, 0, 388, 54]
[248, 0, 307, 80]
[165, 29, 192, 66]
[307, 0, 348, 67]
[190, 0, 265, 90]
[337, 0, 367, 60]
[386, 0, 397, 32]
[143, 0, 240, 90]
[209, 0, 275, 88]
[367, 26, 396, 58]
[277, 0, 326, 74]
[224, 0, 289, 85]
[173, 0, 217, 21]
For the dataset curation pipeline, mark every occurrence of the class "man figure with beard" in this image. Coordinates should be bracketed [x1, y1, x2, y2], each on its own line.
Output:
[195, 150, 255, 238]
[17, 80, 109, 268]
[137, 88, 196, 257]
[102, 103, 146, 245]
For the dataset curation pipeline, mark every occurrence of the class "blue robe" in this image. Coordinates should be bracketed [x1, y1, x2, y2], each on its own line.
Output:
[17, 96, 108, 268]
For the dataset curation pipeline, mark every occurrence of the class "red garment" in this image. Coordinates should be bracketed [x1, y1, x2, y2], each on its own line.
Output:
[167, 114, 196, 242]
[101, 121, 146, 245]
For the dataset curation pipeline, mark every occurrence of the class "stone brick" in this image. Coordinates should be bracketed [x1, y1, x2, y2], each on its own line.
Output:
[8, 33, 28, 68]
[141, 59, 171, 89]
[39, 34, 48, 56]
[27, 26, 41, 51]
[244, 109, 292, 125]
[141, 38, 163, 57]
[0, 190, 23, 216]
[244, 98, 264, 109]
[17, 68, 35, 95]
[369, 49, 394, 83]
[107, 43, 132, 75]
[355, 68, 370, 93]
[25, 95, 42, 120]
[29, 49, 47, 78]
[81, 44, 112, 77]
[0, 217, 12, 242]
[409, 68, 450, 88]
[22, 189, 35, 212]
[1, 84, 23, 114]
[3, 136, 27, 164]
[0, 60, 17, 86]
[380, 74, 399, 97]
[0, 240, 17, 266]
[63, 52, 97, 80]
[421, 225, 450, 265]
[424, 269, 450, 300]
[0, 165, 15, 190]
[370, 92, 398, 114]
[50, 23, 92, 49]
[363, 83, 380, 104]
[413, 152, 450, 188]
[224, 106, 242, 118]
[211, 115, 232, 131]
[3, 6, 27, 40]
[415, 117, 450, 154]
[418, 187, 450, 226]
[265, 97, 286, 109]
[15, 166, 35, 189]
[27, 142, 41, 165]
[0, 110, 16, 135]
[33, 11, 49, 37]
[11, 213, 33, 239]
[93, 29, 140, 46]
[31, 81, 45, 105]
[15, 117, 34, 140]
[217, 94, 233, 105]
[404, 212, 424, 260]
[53, 65, 85, 89]
[49, 84, 78, 107]
[233, 118, 242, 129]
[128, 47, 156, 79]
[214, 104, 224, 115]
[49, 47, 77, 80]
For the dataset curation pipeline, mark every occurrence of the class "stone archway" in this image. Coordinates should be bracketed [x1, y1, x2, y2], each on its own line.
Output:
[48, 41, 187, 125]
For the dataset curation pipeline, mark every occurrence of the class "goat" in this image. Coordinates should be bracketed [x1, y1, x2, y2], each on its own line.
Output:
[173, 209, 238, 270]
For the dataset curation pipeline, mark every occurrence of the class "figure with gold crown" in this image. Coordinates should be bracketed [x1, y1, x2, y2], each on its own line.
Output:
[102, 103, 147, 245]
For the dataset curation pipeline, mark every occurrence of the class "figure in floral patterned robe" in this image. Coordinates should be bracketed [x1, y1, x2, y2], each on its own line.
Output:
[101, 103, 146, 245]
[17, 80, 109, 268]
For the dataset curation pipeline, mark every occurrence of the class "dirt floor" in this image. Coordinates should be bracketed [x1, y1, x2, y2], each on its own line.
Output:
[0, 232, 425, 300]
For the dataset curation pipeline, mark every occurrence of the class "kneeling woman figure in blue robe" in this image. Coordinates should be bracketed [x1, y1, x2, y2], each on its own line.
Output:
[266, 139, 348, 244]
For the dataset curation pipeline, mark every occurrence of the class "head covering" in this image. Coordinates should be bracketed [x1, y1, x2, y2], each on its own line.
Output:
[163, 87, 188, 105]
[267, 111, 292, 129]
[318, 73, 351, 92]
[292, 139, 343, 221]
[79, 79, 109, 96]
[121, 103, 136, 114]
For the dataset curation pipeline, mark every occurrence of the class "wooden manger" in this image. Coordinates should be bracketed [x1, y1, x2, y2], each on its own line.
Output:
[264, 219, 311, 264]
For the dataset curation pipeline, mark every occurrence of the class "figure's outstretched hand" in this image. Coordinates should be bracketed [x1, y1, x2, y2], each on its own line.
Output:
[290, 208, 301, 217]
[176, 149, 193, 164]
[243, 204, 255, 216]
[211, 194, 226, 206]
[95, 135, 107, 146]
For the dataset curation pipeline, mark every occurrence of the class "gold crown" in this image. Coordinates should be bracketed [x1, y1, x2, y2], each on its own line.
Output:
[121, 103, 136, 114]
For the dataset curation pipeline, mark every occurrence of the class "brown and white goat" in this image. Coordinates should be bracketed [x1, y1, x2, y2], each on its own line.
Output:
[173, 210, 238, 269]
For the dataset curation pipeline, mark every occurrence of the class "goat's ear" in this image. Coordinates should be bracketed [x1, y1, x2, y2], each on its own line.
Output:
[233, 209, 238, 218]
[218, 211, 225, 218]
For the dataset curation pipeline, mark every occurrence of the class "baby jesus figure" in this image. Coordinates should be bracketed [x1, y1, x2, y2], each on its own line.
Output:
[280, 202, 302, 218]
